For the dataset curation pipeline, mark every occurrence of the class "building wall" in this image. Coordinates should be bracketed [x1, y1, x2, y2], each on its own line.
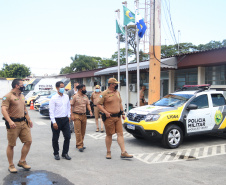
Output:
[0, 79, 12, 99]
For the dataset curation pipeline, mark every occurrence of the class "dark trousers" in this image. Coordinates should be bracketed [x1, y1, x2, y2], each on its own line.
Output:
[51, 117, 71, 155]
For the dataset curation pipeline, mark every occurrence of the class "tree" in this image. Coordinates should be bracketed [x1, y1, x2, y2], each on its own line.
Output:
[60, 55, 117, 74]
[119, 25, 138, 60]
[98, 59, 117, 68]
[161, 42, 197, 58]
[0, 63, 31, 78]
[111, 48, 134, 65]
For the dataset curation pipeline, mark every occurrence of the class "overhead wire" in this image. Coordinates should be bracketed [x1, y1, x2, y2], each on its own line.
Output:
[152, 0, 177, 67]
[162, 0, 177, 45]
[164, 0, 178, 44]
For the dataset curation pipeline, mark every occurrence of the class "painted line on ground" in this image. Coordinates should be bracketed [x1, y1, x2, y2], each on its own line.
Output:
[87, 132, 133, 139]
[133, 144, 226, 164]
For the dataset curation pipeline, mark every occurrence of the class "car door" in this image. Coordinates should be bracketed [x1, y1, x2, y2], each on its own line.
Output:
[186, 94, 212, 133]
[210, 93, 226, 130]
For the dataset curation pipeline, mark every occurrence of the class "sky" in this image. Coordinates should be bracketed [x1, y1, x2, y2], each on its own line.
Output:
[0, 0, 225, 76]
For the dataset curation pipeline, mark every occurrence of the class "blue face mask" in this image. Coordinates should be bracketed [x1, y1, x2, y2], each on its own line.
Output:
[59, 88, 65, 94]
[95, 89, 100, 92]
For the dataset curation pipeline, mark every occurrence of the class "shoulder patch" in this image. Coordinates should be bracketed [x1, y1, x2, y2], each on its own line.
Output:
[3, 97, 6, 100]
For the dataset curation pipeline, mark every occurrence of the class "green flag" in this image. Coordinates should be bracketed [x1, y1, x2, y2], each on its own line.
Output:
[123, 6, 135, 25]
[116, 19, 125, 35]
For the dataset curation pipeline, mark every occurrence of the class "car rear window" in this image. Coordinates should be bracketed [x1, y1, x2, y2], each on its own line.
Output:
[211, 94, 226, 107]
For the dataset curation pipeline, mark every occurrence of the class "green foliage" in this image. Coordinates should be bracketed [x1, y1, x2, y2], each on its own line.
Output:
[111, 48, 134, 65]
[99, 59, 117, 67]
[161, 40, 226, 58]
[0, 63, 31, 78]
[60, 55, 117, 74]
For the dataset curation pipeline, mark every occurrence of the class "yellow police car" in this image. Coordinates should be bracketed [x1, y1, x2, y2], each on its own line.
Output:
[124, 85, 226, 148]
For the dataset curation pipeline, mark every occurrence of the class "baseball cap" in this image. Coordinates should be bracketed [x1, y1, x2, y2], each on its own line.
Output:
[108, 78, 120, 84]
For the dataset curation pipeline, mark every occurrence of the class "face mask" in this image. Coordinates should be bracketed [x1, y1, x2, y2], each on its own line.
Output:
[59, 88, 65, 94]
[82, 90, 87, 94]
[19, 86, 25, 92]
[95, 89, 100, 92]
[114, 84, 118, 90]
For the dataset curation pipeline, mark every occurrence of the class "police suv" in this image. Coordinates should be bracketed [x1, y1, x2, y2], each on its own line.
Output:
[124, 85, 226, 148]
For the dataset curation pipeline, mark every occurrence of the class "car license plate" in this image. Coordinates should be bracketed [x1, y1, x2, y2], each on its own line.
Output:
[127, 124, 135, 130]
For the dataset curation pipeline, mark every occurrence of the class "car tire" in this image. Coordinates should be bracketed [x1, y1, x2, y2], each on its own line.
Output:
[132, 135, 143, 140]
[162, 124, 183, 149]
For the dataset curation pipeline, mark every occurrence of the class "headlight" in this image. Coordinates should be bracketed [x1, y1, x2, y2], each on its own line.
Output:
[145, 114, 160, 122]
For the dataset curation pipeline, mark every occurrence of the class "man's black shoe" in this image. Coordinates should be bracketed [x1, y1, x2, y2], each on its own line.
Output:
[79, 148, 84, 152]
[54, 154, 60, 160]
[62, 154, 71, 160]
[83, 146, 86, 150]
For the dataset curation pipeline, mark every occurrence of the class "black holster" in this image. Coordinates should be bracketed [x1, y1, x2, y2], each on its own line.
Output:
[100, 113, 107, 122]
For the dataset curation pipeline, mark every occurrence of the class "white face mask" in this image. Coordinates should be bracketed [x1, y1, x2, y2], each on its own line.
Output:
[95, 89, 100, 92]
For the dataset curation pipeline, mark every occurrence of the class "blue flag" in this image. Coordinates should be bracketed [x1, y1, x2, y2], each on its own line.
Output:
[135, 11, 147, 38]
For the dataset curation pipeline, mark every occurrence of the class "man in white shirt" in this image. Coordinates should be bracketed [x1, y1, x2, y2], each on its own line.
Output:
[49, 81, 71, 160]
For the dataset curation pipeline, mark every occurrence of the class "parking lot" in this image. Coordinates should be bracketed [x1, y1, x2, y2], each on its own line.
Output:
[0, 107, 226, 185]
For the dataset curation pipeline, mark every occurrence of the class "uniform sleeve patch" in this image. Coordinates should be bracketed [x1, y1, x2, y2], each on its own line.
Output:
[3, 97, 6, 100]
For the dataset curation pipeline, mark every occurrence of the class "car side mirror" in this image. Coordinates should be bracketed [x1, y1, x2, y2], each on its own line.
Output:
[186, 104, 198, 110]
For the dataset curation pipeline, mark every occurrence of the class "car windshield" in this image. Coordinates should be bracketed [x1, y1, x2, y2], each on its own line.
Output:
[153, 94, 194, 107]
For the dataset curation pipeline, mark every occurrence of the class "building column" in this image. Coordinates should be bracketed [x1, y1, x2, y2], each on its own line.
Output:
[101, 76, 105, 91]
[168, 70, 175, 93]
[198, 67, 205, 84]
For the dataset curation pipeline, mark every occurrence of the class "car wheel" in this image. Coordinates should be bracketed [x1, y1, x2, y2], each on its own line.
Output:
[162, 124, 183, 149]
[132, 134, 143, 139]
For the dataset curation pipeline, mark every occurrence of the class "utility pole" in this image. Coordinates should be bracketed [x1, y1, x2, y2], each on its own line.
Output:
[148, 0, 161, 104]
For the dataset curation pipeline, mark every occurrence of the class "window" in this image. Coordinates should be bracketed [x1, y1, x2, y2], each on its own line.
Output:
[94, 77, 101, 86]
[105, 75, 113, 87]
[140, 72, 149, 89]
[211, 94, 226, 107]
[120, 74, 126, 86]
[86, 77, 91, 86]
[189, 94, 209, 109]
[175, 68, 198, 90]
[205, 65, 226, 85]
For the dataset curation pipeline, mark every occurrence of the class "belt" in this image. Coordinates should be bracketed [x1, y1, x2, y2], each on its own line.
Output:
[10, 117, 25, 122]
[73, 112, 86, 115]
[111, 113, 120, 117]
[55, 117, 68, 119]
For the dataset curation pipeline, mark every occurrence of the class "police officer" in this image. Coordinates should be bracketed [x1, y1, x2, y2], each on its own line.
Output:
[140, 86, 146, 106]
[1, 79, 33, 173]
[71, 84, 93, 152]
[91, 85, 104, 132]
[97, 78, 133, 159]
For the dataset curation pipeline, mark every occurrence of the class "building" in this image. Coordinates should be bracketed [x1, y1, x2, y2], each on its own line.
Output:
[66, 47, 226, 108]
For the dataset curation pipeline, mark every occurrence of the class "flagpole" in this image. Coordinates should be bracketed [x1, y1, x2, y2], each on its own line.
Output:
[123, 1, 129, 113]
[135, 0, 140, 107]
[116, 9, 121, 92]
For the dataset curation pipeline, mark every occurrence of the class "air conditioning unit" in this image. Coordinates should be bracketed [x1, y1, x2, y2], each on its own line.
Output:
[129, 84, 137, 92]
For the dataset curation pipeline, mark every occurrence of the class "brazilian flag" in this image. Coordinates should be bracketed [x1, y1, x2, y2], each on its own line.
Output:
[123, 6, 135, 26]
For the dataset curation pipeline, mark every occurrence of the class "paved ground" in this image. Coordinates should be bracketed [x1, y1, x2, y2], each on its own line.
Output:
[0, 108, 226, 185]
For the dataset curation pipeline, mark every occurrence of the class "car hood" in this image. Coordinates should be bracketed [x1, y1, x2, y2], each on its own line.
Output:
[129, 105, 177, 115]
